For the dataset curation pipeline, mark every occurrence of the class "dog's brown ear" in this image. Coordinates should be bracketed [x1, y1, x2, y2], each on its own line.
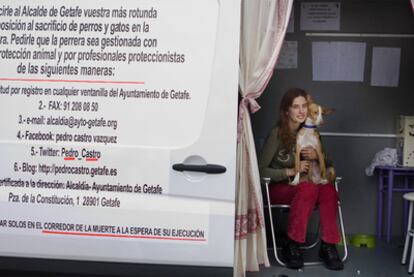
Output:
[306, 94, 314, 104]
[322, 107, 335, 115]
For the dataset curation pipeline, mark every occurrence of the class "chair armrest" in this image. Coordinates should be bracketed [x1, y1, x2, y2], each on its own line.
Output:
[335, 177, 342, 192]
[262, 177, 271, 184]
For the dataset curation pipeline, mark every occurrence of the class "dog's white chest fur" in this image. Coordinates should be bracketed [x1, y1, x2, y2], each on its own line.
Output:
[297, 116, 319, 149]
[297, 128, 319, 149]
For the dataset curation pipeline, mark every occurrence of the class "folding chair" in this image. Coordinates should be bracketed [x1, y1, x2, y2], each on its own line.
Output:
[262, 177, 348, 266]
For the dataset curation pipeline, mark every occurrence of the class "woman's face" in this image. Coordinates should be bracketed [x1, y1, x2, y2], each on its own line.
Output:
[288, 96, 307, 125]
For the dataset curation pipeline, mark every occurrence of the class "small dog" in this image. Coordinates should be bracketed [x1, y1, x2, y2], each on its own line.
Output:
[291, 100, 334, 185]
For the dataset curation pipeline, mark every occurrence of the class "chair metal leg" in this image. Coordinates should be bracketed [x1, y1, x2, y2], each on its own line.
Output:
[402, 202, 413, 264]
[335, 177, 348, 262]
[409, 232, 414, 273]
[263, 178, 286, 266]
[402, 234, 411, 265]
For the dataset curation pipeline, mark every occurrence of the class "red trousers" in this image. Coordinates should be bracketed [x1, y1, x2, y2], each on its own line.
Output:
[269, 181, 340, 244]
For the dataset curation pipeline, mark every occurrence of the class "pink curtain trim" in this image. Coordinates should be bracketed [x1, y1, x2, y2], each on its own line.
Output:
[245, 135, 267, 231]
[235, 208, 265, 240]
[235, 139, 266, 241]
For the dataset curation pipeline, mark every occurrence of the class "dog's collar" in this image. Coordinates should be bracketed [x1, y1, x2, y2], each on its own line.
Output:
[303, 124, 317, 129]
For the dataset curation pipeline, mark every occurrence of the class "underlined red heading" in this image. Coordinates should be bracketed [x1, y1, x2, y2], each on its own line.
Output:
[42, 230, 207, 242]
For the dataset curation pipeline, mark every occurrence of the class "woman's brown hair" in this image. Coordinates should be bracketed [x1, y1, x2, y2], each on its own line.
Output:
[277, 88, 308, 149]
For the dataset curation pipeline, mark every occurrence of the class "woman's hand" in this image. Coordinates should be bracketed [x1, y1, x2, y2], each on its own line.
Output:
[299, 160, 311, 173]
[301, 146, 317, 160]
[286, 161, 311, 177]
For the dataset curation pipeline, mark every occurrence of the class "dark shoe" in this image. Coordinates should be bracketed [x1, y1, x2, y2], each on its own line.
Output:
[282, 239, 303, 269]
[319, 241, 344, 270]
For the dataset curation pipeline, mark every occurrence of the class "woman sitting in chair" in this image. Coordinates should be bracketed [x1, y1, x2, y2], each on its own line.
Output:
[258, 88, 344, 271]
